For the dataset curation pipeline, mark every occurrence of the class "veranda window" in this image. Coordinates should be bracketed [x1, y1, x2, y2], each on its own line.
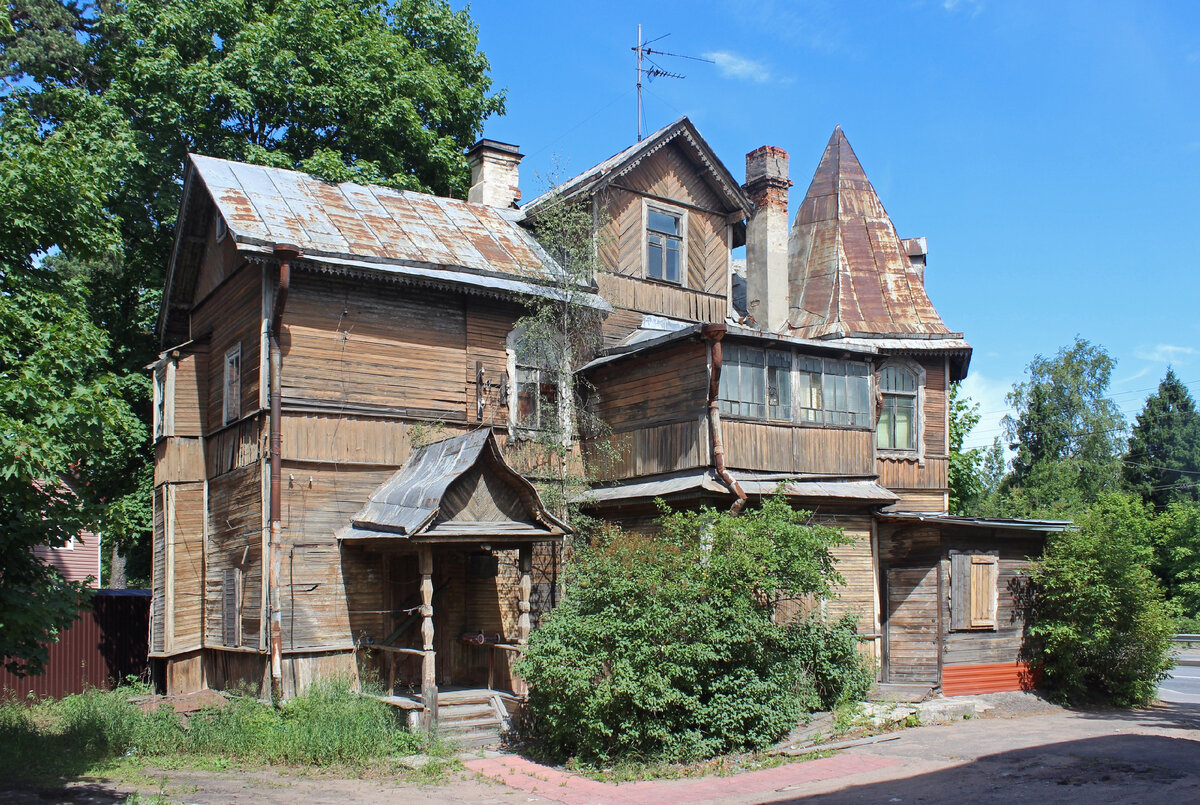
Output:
[877, 365, 917, 450]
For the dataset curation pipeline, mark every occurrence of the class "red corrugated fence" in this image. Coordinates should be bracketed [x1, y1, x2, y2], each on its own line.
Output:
[0, 590, 151, 699]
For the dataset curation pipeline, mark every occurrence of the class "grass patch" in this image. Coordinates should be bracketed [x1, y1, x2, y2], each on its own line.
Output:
[0, 679, 426, 786]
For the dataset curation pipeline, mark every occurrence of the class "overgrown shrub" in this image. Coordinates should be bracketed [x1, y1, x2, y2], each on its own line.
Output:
[791, 613, 874, 710]
[1026, 493, 1176, 705]
[518, 496, 869, 763]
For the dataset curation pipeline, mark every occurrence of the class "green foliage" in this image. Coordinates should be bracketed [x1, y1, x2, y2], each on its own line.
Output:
[518, 497, 870, 763]
[1157, 500, 1200, 618]
[1026, 493, 1175, 706]
[948, 381, 984, 514]
[790, 613, 874, 710]
[0, 680, 421, 782]
[1125, 369, 1200, 509]
[1001, 337, 1126, 515]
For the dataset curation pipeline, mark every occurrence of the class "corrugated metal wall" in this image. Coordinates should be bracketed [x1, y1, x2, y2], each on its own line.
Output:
[0, 590, 151, 699]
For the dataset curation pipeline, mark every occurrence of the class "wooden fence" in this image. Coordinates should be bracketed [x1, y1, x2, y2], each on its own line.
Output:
[0, 590, 151, 699]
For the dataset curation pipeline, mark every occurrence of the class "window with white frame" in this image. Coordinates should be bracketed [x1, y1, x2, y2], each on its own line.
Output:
[877, 365, 917, 451]
[152, 365, 166, 441]
[508, 328, 565, 435]
[718, 345, 870, 426]
[646, 205, 684, 284]
[222, 344, 242, 426]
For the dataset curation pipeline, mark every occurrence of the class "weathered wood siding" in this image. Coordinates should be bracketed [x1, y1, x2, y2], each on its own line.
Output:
[878, 356, 950, 512]
[189, 262, 263, 431]
[940, 530, 1041, 669]
[885, 565, 939, 683]
[725, 422, 875, 476]
[205, 464, 263, 650]
[173, 350, 207, 437]
[593, 141, 732, 344]
[168, 482, 205, 652]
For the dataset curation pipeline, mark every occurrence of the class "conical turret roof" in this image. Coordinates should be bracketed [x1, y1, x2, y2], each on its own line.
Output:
[787, 127, 952, 339]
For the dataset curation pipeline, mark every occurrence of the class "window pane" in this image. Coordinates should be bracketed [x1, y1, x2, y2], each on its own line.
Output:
[648, 238, 663, 279]
[665, 240, 680, 283]
[877, 405, 894, 449]
[648, 209, 679, 235]
[848, 371, 870, 415]
[516, 368, 539, 428]
[895, 397, 915, 449]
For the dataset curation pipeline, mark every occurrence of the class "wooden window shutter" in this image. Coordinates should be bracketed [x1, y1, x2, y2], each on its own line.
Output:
[222, 567, 242, 646]
[949, 553, 971, 630]
[970, 556, 998, 628]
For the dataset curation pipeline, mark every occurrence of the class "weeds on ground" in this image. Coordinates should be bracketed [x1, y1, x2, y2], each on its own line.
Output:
[0, 679, 425, 786]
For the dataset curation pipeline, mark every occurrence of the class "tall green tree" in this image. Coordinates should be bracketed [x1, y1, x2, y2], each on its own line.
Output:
[947, 381, 983, 514]
[1125, 369, 1200, 509]
[2, 0, 504, 583]
[1001, 337, 1126, 514]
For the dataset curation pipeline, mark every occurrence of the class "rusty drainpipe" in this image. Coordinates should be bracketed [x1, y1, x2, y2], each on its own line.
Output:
[701, 323, 747, 515]
[269, 243, 300, 702]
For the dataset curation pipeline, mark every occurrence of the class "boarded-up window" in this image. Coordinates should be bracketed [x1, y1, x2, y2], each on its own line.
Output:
[950, 552, 997, 630]
[222, 567, 242, 646]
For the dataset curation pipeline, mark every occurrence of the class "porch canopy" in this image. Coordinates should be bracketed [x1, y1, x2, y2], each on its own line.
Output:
[336, 428, 569, 545]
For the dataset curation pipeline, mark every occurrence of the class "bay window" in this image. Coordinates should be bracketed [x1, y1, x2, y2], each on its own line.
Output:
[719, 345, 870, 427]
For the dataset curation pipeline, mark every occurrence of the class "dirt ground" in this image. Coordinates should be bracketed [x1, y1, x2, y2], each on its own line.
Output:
[3, 694, 1198, 804]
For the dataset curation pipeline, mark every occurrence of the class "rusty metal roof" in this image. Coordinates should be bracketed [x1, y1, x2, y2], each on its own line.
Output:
[521, 117, 753, 218]
[788, 128, 959, 342]
[189, 154, 589, 293]
[336, 429, 568, 541]
[578, 468, 897, 506]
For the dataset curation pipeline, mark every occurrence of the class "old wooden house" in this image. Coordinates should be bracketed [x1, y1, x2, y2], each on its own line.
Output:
[150, 117, 1062, 730]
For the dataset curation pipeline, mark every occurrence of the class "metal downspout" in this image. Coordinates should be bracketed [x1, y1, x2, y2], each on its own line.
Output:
[701, 323, 747, 514]
[269, 243, 299, 702]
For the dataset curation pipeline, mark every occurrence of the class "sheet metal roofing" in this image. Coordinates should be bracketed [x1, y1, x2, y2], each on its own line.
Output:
[579, 469, 898, 505]
[337, 429, 568, 541]
[521, 117, 752, 217]
[189, 154, 595, 297]
[788, 128, 959, 342]
[878, 512, 1072, 532]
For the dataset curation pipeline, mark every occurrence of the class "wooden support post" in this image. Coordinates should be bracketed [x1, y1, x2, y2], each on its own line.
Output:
[517, 546, 532, 645]
[419, 545, 437, 732]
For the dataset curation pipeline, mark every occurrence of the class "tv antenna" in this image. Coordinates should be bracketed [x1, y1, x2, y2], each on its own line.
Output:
[633, 24, 714, 141]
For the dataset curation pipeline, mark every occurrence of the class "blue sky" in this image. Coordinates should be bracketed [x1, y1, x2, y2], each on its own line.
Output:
[457, 0, 1200, 450]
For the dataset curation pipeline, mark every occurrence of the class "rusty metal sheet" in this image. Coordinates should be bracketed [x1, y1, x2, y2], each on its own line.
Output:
[788, 128, 954, 342]
[188, 155, 577, 290]
[580, 469, 897, 505]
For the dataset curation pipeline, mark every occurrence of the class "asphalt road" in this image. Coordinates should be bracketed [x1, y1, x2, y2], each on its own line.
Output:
[1160, 662, 1200, 704]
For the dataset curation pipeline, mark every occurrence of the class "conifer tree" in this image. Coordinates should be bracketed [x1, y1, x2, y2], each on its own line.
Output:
[1125, 369, 1200, 509]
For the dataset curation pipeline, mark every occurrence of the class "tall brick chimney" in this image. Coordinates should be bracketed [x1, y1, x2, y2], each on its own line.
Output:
[743, 146, 792, 332]
[466, 139, 523, 208]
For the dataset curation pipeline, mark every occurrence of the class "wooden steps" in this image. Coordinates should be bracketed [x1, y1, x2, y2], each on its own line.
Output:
[437, 692, 511, 750]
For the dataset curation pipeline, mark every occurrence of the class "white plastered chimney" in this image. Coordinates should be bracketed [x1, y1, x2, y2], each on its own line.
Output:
[743, 146, 792, 332]
[466, 139, 523, 208]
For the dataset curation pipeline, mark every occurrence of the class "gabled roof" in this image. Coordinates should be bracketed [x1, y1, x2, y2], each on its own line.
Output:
[521, 117, 753, 218]
[160, 156, 607, 344]
[337, 429, 569, 542]
[788, 128, 958, 342]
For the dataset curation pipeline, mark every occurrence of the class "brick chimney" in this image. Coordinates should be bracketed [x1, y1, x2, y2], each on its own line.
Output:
[743, 146, 792, 332]
[466, 139, 523, 208]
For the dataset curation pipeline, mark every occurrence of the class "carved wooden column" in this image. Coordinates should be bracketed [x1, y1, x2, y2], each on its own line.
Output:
[418, 545, 438, 731]
[517, 546, 533, 645]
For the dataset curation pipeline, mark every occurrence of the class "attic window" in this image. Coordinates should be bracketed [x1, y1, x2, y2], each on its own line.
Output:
[645, 203, 685, 285]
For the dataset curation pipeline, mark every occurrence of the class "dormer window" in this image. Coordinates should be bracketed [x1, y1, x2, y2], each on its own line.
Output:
[645, 203, 685, 285]
[877, 365, 917, 451]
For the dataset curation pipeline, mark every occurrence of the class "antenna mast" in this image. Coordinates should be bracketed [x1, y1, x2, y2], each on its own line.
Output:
[632, 25, 712, 141]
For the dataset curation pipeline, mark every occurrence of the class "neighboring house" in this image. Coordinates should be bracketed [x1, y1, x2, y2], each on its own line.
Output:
[32, 478, 101, 588]
[150, 116, 1063, 724]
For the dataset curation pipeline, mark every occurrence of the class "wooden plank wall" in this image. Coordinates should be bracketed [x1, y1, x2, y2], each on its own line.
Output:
[878, 356, 950, 512]
[205, 417, 263, 477]
[190, 262, 263, 431]
[205, 464, 263, 650]
[169, 482, 206, 652]
[281, 274, 469, 419]
[466, 297, 519, 429]
[155, 439, 205, 485]
[825, 516, 876, 633]
[724, 423, 875, 477]
[940, 530, 1041, 668]
[173, 350, 207, 437]
[885, 565, 939, 683]
[593, 141, 732, 345]
[589, 341, 709, 433]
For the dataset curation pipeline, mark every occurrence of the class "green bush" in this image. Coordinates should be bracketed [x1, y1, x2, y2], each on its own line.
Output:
[1027, 493, 1176, 706]
[791, 613, 874, 710]
[518, 496, 869, 763]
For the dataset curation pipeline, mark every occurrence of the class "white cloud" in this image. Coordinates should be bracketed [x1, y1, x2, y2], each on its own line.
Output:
[942, 0, 985, 16]
[705, 51, 773, 83]
[1134, 344, 1198, 364]
[1187, 51, 1200, 64]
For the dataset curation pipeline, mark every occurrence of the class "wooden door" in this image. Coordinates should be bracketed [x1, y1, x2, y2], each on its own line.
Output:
[884, 566, 939, 684]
